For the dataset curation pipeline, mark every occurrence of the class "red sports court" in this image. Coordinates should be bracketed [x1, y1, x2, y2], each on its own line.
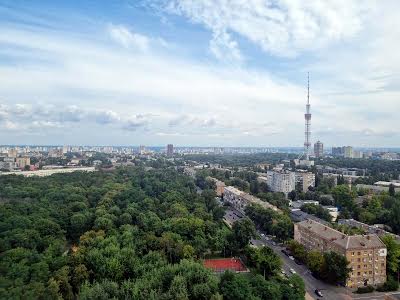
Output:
[203, 257, 248, 273]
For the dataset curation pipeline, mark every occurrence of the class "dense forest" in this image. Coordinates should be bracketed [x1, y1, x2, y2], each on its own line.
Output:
[0, 167, 304, 299]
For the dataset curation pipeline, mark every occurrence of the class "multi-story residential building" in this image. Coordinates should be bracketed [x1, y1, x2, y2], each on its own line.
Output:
[167, 144, 174, 156]
[266, 170, 295, 195]
[353, 150, 364, 159]
[294, 220, 387, 288]
[332, 147, 344, 156]
[314, 141, 324, 158]
[344, 146, 354, 158]
[295, 171, 316, 193]
[15, 157, 30, 169]
[8, 149, 17, 158]
[223, 186, 281, 214]
[207, 177, 226, 197]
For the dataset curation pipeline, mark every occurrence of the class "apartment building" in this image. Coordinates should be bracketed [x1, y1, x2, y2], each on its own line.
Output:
[223, 186, 281, 214]
[295, 171, 316, 193]
[294, 220, 387, 288]
[265, 170, 295, 194]
[314, 141, 324, 158]
[207, 177, 226, 196]
[15, 157, 31, 169]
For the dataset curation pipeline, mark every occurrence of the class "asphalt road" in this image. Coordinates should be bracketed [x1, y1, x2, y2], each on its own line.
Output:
[222, 205, 395, 300]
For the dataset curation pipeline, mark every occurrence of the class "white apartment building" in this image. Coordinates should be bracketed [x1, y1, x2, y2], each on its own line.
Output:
[266, 170, 295, 194]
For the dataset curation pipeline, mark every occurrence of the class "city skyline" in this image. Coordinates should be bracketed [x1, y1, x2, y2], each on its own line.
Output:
[0, 1, 399, 147]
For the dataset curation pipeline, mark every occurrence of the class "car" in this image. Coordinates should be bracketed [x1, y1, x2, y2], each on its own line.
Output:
[288, 255, 295, 260]
[314, 289, 323, 297]
[272, 241, 276, 246]
[294, 259, 302, 265]
[289, 268, 296, 274]
[261, 233, 265, 237]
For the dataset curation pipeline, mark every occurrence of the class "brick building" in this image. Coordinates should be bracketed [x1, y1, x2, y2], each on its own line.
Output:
[294, 219, 387, 288]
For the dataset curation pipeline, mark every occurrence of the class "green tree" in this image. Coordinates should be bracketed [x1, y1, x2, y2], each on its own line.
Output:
[229, 218, 257, 251]
[320, 252, 351, 285]
[219, 271, 252, 300]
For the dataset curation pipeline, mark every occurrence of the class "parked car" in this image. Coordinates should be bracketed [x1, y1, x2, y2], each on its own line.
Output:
[294, 259, 302, 265]
[315, 289, 323, 297]
[289, 268, 296, 274]
[288, 255, 295, 261]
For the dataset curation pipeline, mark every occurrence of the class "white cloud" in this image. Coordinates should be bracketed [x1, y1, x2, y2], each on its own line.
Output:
[0, 2, 399, 147]
[108, 24, 150, 51]
[161, 0, 374, 58]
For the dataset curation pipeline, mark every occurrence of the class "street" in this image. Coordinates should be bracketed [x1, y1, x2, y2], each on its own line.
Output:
[223, 205, 393, 300]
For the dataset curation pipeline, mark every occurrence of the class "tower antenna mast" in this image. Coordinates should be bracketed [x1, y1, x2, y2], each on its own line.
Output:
[303, 72, 312, 160]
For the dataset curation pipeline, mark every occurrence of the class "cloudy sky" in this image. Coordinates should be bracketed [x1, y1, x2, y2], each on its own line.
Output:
[0, 0, 399, 147]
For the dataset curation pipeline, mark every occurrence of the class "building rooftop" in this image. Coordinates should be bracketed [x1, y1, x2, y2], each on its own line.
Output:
[297, 219, 386, 250]
[224, 186, 282, 213]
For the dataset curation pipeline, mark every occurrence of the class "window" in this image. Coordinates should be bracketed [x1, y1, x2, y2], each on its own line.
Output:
[357, 272, 360, 276]
[352, 252, 355, 256]
[358, 252, 361, 255]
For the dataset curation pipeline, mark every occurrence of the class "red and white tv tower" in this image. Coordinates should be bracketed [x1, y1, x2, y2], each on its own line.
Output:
[304, 72, 312, 160]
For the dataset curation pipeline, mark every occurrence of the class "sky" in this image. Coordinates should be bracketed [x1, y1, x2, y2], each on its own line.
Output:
[0, 0, 399, 147]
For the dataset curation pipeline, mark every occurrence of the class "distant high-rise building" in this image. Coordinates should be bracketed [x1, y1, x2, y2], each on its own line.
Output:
[344, 146, 354, 158]
[332, 147, 344, 156]
[167, 144, 174, 156]
[139, 145, 146, 155]
[314, 141, 324, 158]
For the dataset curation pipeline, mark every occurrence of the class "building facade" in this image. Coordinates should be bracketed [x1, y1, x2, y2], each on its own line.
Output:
[167, 144, 174, 156]
[266, 170, 295, 194]
[15, 157, 31, 169]
[295, 171, 316, 193]
[344, 146, 354, 158]
[223, 186, 281, 214]
[294, 220, 387, 288]
[314, 141, 324, 158]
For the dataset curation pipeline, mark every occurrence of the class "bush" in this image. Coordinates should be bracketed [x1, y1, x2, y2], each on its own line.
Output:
[376, 276, 399, 292]
[355, 285, 375, 294]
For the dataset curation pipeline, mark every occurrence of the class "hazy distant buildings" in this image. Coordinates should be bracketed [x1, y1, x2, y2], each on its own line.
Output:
[139, 145, 146, 155]
[167, 144, 174, 156]
[332, 146, 362, 159]
[314, 141, 324, 158]
[344, 146, 354, 158]
[8, 149, 17, 158]
[332, 147, 344, 156]
[15, 157, 30, 169]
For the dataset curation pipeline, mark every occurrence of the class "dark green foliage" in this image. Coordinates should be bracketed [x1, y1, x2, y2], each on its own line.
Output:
[245, 204, 293, 241]
[355, 285, 375, 293]
[0, 167, 223, 299]
[300, 203, 332, 222]
[376, 275, 399, 292]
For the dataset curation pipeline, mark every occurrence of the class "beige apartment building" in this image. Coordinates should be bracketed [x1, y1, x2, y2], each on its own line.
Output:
[294, 220, 387, 288]
[15, 157, 31, 169]
[207, 177, 226, 196]
[223, 186, 281, 214]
